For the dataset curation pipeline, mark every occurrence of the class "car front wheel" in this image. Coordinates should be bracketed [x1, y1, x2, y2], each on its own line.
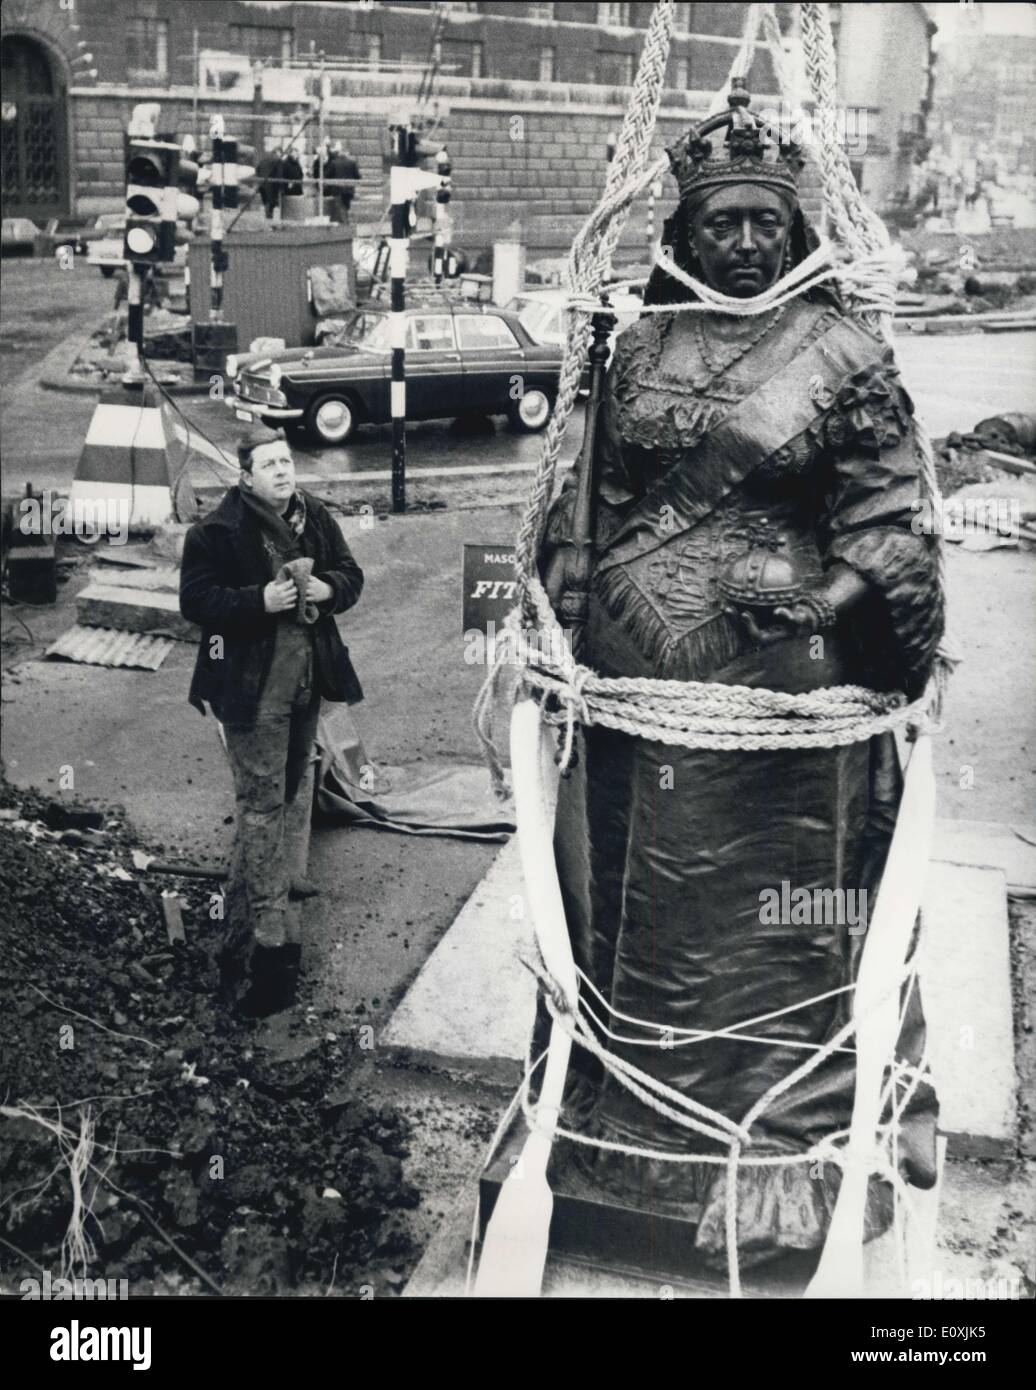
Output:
[307, 393, 358, 445]
[508, 387, 552, 433]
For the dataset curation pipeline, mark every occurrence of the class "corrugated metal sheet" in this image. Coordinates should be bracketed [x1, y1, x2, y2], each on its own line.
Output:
[46, 626, 175, 671]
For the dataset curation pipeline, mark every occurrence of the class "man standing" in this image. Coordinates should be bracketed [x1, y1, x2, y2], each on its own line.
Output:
[180, 425, 364, 1015]
[325, 140, 361, 223]
[257, 139, 282, 221]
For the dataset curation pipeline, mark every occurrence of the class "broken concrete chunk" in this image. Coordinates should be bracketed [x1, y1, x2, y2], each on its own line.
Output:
[43, 801, 104, 833]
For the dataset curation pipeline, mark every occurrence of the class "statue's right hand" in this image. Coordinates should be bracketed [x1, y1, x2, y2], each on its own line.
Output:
[263, 578, 297, 613]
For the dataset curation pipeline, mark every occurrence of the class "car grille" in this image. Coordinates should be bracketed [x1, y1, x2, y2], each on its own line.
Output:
[237, 376, 287, 407]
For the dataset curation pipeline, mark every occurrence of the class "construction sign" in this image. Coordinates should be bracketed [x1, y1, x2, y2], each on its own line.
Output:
[461, 543, 518, 639]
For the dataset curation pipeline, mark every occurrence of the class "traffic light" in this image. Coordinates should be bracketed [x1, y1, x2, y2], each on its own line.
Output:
[123, 138, 180, 263]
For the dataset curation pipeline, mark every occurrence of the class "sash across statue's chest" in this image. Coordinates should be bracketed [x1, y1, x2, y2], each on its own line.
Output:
[598, 312, 878, 578]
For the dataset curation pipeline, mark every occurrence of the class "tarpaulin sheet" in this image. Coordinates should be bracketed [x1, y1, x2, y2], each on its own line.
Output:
[315, 705, 513, 843]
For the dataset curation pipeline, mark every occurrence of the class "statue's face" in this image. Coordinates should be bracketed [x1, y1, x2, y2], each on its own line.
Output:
[688, 185, 793, 297]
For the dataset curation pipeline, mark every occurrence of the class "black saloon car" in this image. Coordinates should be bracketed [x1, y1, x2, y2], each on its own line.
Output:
[226, 303, 564, 445]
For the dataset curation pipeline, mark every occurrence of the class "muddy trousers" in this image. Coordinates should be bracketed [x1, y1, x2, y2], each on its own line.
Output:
[219, 638, 320, 1009]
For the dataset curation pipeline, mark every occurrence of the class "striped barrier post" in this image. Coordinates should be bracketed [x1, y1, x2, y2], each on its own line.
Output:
[193, 117, 241, 379]
[433, 147, 451, 286]
[124, 264, 145, 384]
[387, 132, 452, 514]
[389, 127, 409, 515]
[208, 118, 233, 323]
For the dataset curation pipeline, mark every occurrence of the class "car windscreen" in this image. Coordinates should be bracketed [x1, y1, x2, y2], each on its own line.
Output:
[517, 301, 562, 343]
[353, 313, 392, 350]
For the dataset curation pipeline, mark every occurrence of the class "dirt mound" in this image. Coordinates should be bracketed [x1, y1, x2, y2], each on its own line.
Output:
[0, 781, 418, 1296]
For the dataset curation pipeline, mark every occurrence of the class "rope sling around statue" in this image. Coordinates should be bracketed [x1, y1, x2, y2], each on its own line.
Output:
[472, 0, 953, 1300]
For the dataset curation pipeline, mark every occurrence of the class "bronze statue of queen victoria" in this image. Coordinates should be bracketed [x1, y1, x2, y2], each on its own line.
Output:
[539, 86, 944, 1271]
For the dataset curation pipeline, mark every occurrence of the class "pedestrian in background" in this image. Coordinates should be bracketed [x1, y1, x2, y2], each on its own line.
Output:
[179, 425, 364, 1015]
[325, 139, 361, 223]
[257, 139, 282, 221]
[279, 148, 304, 198]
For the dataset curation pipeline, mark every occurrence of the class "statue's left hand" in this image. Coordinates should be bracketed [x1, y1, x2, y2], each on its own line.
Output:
[726, 602, 825, 646]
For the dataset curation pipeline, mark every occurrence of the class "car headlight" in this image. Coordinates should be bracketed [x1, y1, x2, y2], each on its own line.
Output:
[269, 363, 282, 389]
[225, 355, 238, 380]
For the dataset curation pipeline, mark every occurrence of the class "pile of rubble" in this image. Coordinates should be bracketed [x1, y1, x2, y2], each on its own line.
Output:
[69, 309, 196, 388]
[0, 781, 418, 1296]
[896, 229, 1036, 330]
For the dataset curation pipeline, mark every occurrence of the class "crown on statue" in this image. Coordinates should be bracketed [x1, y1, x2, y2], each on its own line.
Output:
[667, 78, 806, 208]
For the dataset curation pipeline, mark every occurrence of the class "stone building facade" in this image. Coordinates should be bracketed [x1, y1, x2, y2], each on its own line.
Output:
[828, 1, 936, 212]
[2, 0, 794, 258]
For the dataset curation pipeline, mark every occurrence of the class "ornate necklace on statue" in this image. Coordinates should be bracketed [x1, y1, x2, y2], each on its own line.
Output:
[692, 302, 788, 381]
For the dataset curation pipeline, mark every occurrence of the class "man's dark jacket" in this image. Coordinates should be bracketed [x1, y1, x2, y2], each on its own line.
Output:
[180, 486, 364, 724]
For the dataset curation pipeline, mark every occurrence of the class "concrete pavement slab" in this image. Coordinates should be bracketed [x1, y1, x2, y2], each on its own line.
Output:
[922, 862, 1017, 1157]
[932, 818, 1036, 892]
[381, 839, 536, 1083]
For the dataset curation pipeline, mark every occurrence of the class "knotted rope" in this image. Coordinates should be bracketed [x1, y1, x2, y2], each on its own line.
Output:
[499, 932, 930, 1297]
[474, 581, 936, 794]
[476, 0, 953, 790]
[473, 0, 949, 1294]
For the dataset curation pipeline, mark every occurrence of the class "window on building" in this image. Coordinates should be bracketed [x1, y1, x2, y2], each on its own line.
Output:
[229, 25, 294, 63]
[539, 45, 555, 82]
[365, 34, 381, 69]
[674, 55, 689, 89]
[127, 17, 168, 80]
[442, 39, 483, 78]
[599, 51, 633, 86]
[527, 2, 555, 18]
[673, 3, 692, 33]
[598, 3, 631, 27]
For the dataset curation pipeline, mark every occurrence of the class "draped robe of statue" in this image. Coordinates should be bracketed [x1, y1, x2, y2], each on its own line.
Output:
[539, 285, 945, 1269]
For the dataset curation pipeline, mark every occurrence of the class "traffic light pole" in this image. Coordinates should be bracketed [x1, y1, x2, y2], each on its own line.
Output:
[123, 263, 147, 385]
[388, 128, 453, 514]
[389, 126, 409, 516]
[433, 148, 450, 286]
[192, 118, 242, 381]
[209, 123, 227, 323]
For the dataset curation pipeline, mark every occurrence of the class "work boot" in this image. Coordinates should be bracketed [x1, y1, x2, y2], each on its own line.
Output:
[234, 943, 302, 1019]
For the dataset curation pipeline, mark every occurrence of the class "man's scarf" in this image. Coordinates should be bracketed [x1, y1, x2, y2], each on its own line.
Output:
[239, 486, 321, 624]
[239, 485, 307, 572]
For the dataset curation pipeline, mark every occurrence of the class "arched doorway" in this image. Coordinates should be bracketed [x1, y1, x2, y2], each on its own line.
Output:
[1, 34, 69, 218]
